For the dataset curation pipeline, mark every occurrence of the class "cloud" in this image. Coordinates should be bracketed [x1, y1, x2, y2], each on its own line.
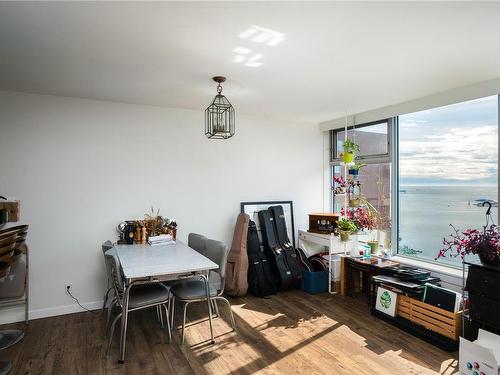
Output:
[400, 122, 418, 128]
[400, 125, 498, 181]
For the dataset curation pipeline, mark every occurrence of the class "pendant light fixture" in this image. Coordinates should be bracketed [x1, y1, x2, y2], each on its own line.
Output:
[205, 76, 235, 139]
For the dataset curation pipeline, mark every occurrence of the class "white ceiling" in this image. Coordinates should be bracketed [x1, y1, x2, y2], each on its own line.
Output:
[1, 2, 500, 123]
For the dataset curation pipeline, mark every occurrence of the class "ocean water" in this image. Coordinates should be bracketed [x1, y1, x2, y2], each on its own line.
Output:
[399, 185, 498, 266]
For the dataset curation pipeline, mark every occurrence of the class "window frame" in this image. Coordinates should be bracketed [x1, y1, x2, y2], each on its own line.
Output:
[330, 119, 393, 165]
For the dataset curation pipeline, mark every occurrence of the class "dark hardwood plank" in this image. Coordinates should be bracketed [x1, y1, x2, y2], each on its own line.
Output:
[0, 291, 458, 374]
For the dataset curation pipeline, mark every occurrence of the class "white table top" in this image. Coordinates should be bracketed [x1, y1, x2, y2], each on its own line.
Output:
[114, 242, 218, 280]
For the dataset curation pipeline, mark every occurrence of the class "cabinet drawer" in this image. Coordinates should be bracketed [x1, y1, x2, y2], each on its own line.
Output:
[469, 293, 500, 330]
[466, 265, 500, 299]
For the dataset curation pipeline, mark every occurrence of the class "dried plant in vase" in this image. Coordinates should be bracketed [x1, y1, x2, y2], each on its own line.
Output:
[143, 206, 166, 237]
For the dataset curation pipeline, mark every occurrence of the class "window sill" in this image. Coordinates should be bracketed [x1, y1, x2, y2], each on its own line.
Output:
[391, 255, 464, 279]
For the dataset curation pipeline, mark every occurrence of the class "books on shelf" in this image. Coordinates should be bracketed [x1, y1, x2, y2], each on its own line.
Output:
[148, 234, 175, 246]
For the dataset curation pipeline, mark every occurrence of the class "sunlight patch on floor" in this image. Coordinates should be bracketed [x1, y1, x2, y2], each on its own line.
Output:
[439, 358, 458, 375]
[185, 319, 261, 373]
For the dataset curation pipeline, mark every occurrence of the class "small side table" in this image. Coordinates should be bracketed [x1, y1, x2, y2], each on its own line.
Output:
[343, 256, 399, 307]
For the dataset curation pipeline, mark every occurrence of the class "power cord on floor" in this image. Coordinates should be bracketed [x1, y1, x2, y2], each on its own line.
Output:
[66, 286, 98, 315]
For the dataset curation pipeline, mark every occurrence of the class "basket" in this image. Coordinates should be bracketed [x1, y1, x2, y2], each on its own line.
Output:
[397, 295, 462, 341]
[301, 271, 328, 294]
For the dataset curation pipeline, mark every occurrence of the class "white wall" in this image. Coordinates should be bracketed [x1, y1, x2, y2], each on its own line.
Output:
[0, 90, 324, 323]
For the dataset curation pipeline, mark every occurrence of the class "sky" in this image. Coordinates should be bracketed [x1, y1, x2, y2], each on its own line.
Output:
[399, 95, 499, 186]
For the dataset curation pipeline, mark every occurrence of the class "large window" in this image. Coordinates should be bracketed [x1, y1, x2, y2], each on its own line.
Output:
[398, 96, 499, 266]
[330, 96, 499, 268]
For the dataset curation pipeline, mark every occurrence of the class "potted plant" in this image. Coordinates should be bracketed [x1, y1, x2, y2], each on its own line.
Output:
[336, 218, 358, 242]
[341, 139, 360, 164]
[367, 239, 379, 254]
[348, 162, 366, 176]
[341, 204, 379, 232]
[437, 224, 500, 266]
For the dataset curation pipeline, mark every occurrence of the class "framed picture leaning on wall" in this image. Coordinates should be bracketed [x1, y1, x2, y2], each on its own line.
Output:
[240, 201, 295, 248]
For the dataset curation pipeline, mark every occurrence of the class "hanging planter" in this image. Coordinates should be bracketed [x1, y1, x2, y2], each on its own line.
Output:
[349, 197, 361, 207]
[341, 139, 360, 164]
[348, 162, 366, 176]
[342, 152, 355, 164]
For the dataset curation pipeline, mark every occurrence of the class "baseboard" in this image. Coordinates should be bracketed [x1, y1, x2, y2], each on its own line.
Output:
[0, 300, 103, 325]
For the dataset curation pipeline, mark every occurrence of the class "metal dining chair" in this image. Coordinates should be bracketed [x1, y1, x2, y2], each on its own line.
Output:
[188, 233, 207, 255]
[101, 241, 114, 310]
[170, 236, 236, 344]
[0, 225, 27, 375]
[101, 241, 117, 338]
[105, 252, 172, 357]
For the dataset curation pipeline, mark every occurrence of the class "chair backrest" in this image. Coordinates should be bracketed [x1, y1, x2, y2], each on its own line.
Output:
[102, 240, 114, 253]
[205, 238, 229, 292]
[102, 241, 115, 286]
[188, 233, 207, 256]
[106, 252, 124, 295]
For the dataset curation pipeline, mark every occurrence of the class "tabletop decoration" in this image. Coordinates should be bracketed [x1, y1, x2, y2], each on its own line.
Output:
[140, 206, 178, 242]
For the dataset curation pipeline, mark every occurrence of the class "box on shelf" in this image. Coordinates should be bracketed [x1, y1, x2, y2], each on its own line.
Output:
[460, 329, 500, 375]
[0, 199, 20, 224]
[308, 213, 339, 234]
[301, 270, 328, 294]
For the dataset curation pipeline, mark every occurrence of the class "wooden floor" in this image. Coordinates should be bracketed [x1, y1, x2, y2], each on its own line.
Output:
[0, 290, 458, 375]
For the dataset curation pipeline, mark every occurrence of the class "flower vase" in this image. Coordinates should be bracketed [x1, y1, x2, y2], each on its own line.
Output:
[339, 230, 350, 242]
[368, 241, 379, 255]
[478, 252, 500, 267]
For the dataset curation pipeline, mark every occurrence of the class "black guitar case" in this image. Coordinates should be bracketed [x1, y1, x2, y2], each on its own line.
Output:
[258, 209, 295, 290]
[269, 205, 302, 285]
[247, 220, 277, 297]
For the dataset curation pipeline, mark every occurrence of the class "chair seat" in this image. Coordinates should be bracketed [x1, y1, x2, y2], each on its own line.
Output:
[128, 283, 170, 309]
[171, 280, 218, 301]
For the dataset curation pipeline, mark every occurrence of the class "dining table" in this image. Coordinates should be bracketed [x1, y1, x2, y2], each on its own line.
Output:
[113, 241, 219, 363]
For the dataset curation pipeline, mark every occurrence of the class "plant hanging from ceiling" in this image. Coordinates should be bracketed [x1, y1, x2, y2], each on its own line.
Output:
[341, 139, 360, 164]
[348, 162, 366, 177]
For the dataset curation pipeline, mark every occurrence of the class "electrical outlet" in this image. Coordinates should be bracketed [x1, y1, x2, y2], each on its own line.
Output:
[64, 283, 72, 295]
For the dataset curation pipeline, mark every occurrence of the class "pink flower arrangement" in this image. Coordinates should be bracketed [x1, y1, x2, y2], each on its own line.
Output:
[341, 207, 378, 231]
[437, 224, 500, 263]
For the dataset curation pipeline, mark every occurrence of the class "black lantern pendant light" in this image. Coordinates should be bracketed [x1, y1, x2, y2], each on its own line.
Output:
[205, 76, 235, 139]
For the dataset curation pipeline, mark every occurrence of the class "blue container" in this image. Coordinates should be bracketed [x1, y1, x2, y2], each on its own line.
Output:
[301, 270, 329, 294]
